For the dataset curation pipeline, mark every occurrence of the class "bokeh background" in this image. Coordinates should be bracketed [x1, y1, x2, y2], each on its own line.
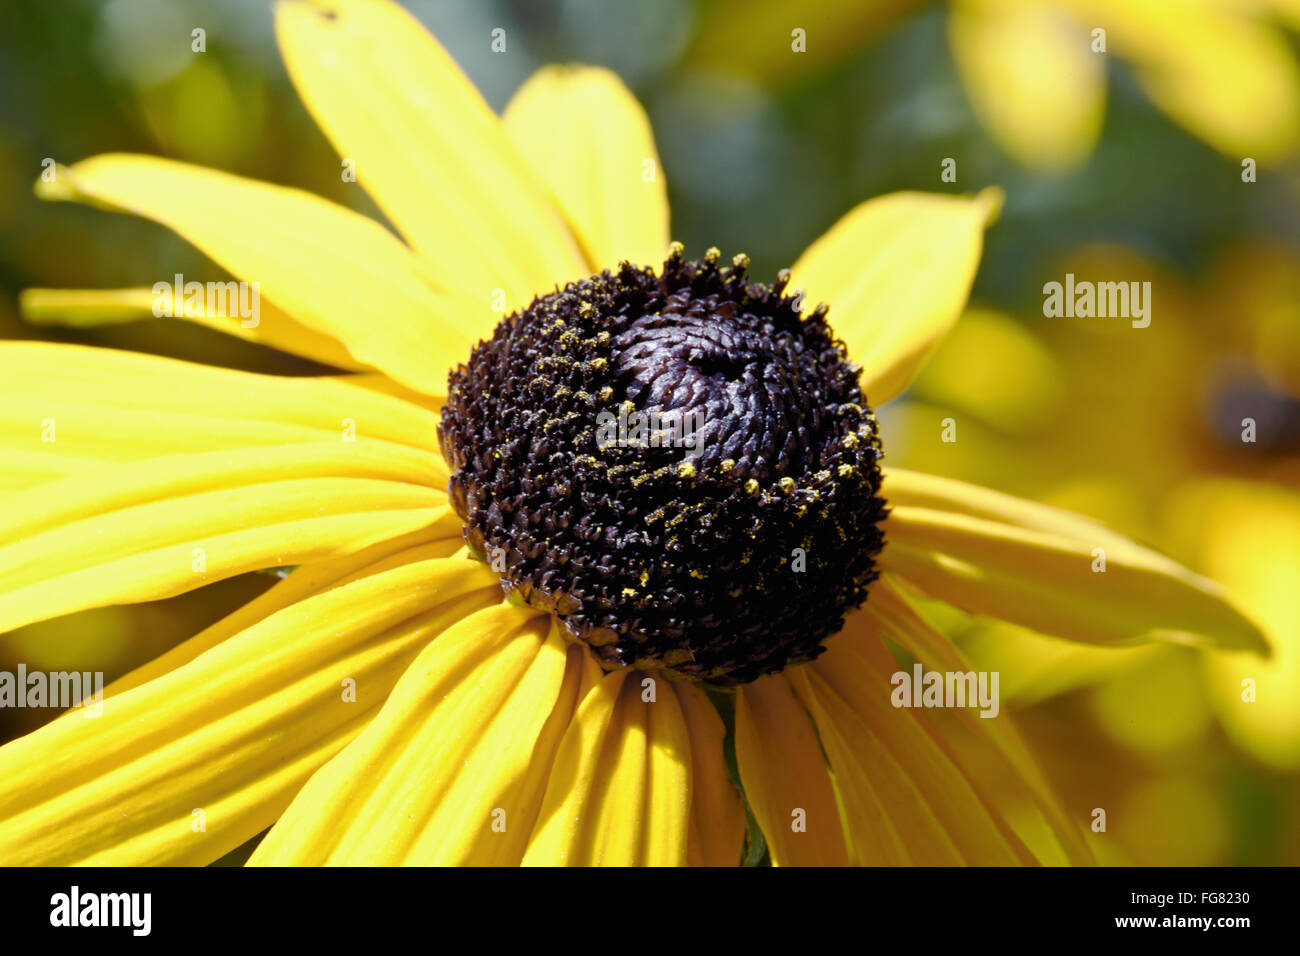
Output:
[1, 0, 1298, 864]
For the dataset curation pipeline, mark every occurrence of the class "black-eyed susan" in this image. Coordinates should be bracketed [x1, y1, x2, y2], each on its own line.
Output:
[0, 0, 1271, 866]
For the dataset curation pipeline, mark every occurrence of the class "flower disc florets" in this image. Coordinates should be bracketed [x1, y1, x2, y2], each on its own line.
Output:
[438, 244, 887, 684]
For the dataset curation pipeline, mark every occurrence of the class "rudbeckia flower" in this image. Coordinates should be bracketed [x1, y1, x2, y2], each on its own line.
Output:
[0, 0, 1270, 866]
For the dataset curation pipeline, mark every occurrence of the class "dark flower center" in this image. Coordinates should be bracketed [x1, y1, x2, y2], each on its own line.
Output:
[438, 244, 887, 685]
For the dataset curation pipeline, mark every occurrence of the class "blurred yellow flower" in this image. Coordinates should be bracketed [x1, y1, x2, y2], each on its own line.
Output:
[691, 0, 1300, 171]
[950, 0, 1300, 170]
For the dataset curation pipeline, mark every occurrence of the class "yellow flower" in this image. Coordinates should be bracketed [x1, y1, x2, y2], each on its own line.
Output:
[0, 0, 1269, 866]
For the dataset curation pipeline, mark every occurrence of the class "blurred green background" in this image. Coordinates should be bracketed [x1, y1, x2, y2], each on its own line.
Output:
[1, 0, 1298, 864]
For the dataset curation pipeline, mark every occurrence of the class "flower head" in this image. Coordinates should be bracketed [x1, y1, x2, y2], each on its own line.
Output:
[0, 0, 1270, 867]
[440, 246, 888, 683]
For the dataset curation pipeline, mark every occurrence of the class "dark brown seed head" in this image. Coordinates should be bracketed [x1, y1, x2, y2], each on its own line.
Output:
[438, 244, 887, 685]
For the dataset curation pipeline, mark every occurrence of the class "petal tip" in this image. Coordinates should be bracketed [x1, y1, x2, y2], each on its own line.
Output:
[974, 185, 1005, 226]
[16, 288, 53, 322]
[33, 167, 75, 201]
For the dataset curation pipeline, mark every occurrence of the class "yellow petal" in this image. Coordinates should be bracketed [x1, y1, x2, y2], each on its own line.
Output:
[949, 0, 1106, 171]
[789, 189, 1002, 405]
[467, 639, 605, 866]
[334, 372, 443, 412]
[0, 342, 441, 488]
[787, 627, 1035, 865]
[107, 515, 469, 698]
[677, 682, 745, 866]
[734, 674, 850, 865]
[275, 0, 585, 320]
[37, 153, 474, 394]
[250, 606, 596, 865]
[0, 442, 445, 634]
[504, 65, 669, 271]
[21, 287, 365, 371]
[867, 576, 1095, 864]
[1077, 0, 1300, 163]
[0, 554, 500, 865]
[879, 467, 1271, 654]
[0, 447, 104, 495]
[522, 670, 692, 865]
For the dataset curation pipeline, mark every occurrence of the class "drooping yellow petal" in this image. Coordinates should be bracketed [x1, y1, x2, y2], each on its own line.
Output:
[37, 154, 475, 394]
[251, 606, 595, 865]
[21, 287, 365, 371]
[677, 682, 745, 866]
[789, 189, 1002, 405]
[275, 0, 586, 323]
[0, 342, 441, 488]
[504, 65, 669, 272]
[949, 0, 1106, 171]
[880, 468, 1272, 654]
[786, 627, 1036, 865]
[0, 554, 501, 865]
[866, 576, 1095, 864]
[885, 466, 1149, 551]
[0, 442, 445, 634]
[1074, 0, 1300, 164]
[522, 670, 692, 865]
[734, 674, 851, 865]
